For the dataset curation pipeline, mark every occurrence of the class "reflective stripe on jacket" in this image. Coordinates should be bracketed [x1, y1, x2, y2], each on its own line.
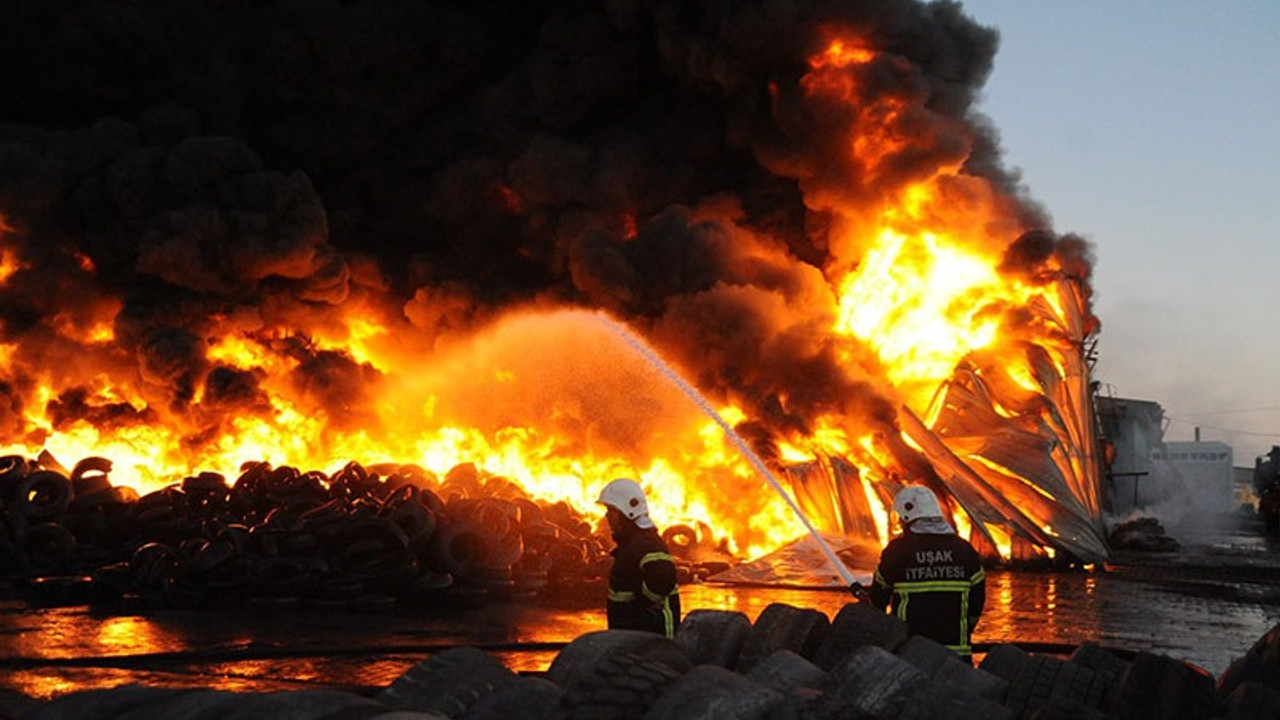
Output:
[606, 527, 681, 638]
[869, 529, 985, 657]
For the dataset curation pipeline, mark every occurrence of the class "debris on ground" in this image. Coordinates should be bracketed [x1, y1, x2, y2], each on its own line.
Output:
[1108, 516, 1181, 553]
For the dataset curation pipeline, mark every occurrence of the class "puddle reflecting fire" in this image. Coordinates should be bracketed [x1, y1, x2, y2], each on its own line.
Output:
[1, 567, 1272, 702]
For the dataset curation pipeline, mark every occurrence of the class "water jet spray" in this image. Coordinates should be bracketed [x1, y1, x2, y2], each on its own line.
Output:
[577, 310, 859, 587]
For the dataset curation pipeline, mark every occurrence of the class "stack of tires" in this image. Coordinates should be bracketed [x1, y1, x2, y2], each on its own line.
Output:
[22, 600, 1275, 720]
[0, 455, 622, 610]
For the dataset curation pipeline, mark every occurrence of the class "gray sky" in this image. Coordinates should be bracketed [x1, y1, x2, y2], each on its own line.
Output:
[957, 1, 1280, 463]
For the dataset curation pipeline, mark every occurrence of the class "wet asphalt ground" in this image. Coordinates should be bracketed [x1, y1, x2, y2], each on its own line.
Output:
[2, 512, 1278, 713]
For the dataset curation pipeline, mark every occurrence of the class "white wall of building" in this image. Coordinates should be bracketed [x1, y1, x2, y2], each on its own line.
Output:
[1147, 441, 1235, 528]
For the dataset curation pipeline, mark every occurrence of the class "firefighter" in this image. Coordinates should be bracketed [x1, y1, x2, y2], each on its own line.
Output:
[596, 477, 681, 638]
[868, 485, 985, 662]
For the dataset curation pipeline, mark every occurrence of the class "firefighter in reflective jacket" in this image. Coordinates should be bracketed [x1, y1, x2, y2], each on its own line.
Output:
[869, 485, 985, 661]
[597, 478, 681, 639]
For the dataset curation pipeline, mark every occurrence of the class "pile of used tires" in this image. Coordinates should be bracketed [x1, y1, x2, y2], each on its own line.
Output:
[0, 453, 731, 610]
[17, 601, 1279, 719]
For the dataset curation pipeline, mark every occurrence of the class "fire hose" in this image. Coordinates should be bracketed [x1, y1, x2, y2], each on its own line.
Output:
[593, 312, 861, 591]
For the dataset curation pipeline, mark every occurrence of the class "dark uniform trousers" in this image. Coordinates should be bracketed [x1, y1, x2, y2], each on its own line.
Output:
[869, 530, 985, 660]
[606, 527, 681, 639]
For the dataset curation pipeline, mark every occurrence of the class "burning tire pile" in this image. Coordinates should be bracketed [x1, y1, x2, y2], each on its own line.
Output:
[0, 453, 712, 610]
[16, 602, 1280, 720]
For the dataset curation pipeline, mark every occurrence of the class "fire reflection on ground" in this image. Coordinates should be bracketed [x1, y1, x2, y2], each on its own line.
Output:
[980, 571, 1100, 647]
[8, 607, 187, 659]
[2, 554, 1278, 702]
[93, 615, 185, 657]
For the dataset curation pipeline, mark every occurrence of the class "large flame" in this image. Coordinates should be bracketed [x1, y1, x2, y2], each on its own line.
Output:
[0, 15, 1106, 566]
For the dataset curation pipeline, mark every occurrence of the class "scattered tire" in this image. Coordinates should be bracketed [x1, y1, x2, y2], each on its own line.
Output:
[23, 686, 194, 720]
[923, 681, 1016, 720]
[247, 555, 325, 597]
[1023, 700, 1121, 720]
[1068, 642, 1129, 701]
[560, 651, 685, 720]
[745, 649, 826, 693]
[978, 643, 1031, 682]
[1221, 681, 1280, 720]
[513, 497, 543, 529]
[22, 522, 78, 575]
[1217, 653, 1280, 704]
[450, 499, 522, 567]
[675, 609, 751, 668]
[1003, 654, 1109, 717]
[69, 456, 114, 499]
[429, 522, 493, 578]
[0, 454, 28, 486]
[824, 643, 1012, 720]
[380, 489, 438, 555]
[810, 601, 909, 670]
[545, 629, 692, 694]
[641, 665, 783, 720]
[761, 689, 872, 720]
[822, 644, 931, 720]
[15, 470, 73, 519]
[1236, 621, 1280, 663]
[736, 603, 830, 673]
[71, 484, 130, 510]
[1107, 651, 1218, 720]
[377, 647, 518, 718]
[218, 689, 388, 720]
[459, 676, 562, 720]
[367, 714, 451, 720]
[896, 634, 956, 671]
[1218, 622, 1280, 700]
[933, 655, 1008, 703]
[110, 689, 245, 720]
[897, 635, 1008, 701]
[661, 524, 698, 559]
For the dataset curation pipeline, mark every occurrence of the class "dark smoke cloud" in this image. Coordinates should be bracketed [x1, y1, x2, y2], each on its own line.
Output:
[0, 0, 1089, 454]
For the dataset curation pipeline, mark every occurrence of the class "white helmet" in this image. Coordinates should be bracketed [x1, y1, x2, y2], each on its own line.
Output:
[597, 478, 654, 529]
[893, 485, 944, 524]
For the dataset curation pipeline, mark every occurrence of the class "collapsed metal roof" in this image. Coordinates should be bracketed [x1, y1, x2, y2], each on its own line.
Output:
[780, 276, 1110, 567]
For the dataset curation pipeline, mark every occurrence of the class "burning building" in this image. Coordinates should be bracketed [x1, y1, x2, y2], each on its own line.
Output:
[0, 0, 1107, 573]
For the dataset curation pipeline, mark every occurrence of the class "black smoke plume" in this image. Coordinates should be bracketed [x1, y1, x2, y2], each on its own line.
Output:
[0, 0, 1089, 460]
